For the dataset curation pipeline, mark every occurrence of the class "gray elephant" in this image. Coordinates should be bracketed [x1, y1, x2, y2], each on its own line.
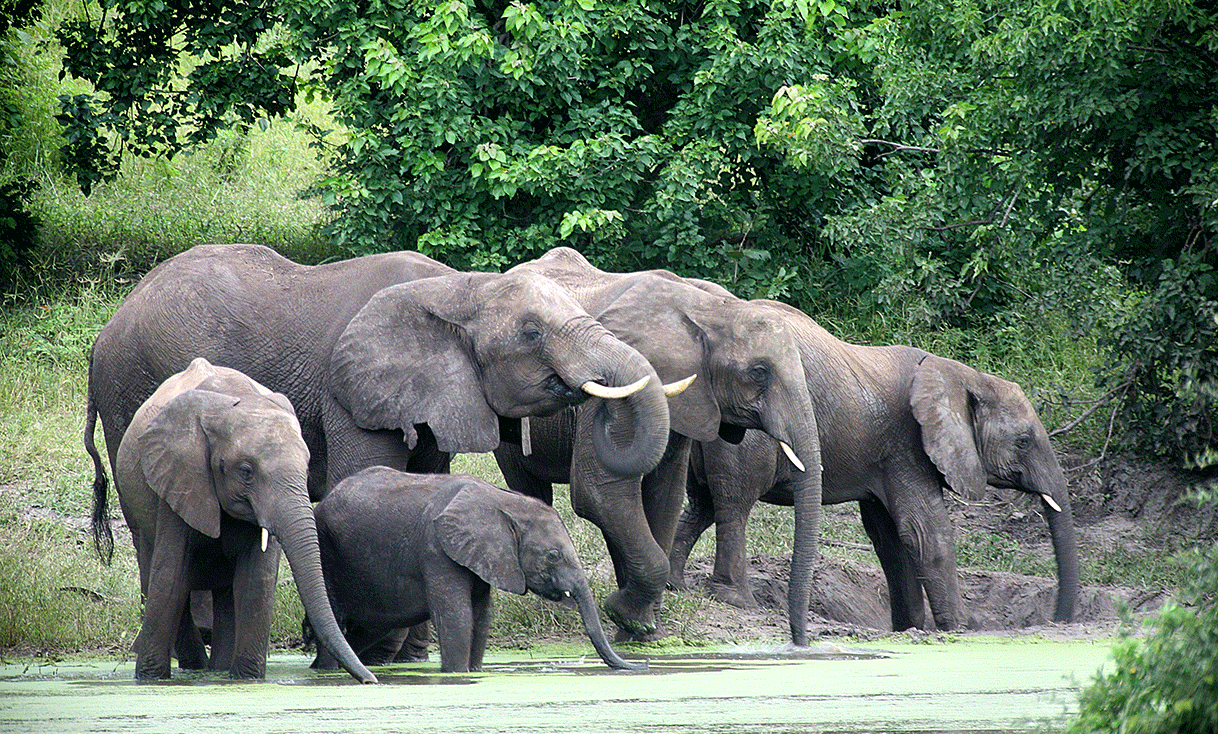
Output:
[668, 300, 1079, 632]
[109, 358, 375, 681]
[310, 466, 645, 673]
[495, 248, 822, 644]
[86, 244, 671, 560]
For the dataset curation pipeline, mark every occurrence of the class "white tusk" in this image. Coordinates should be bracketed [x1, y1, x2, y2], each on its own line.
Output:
[521, 416, 532, 456]
[1041, 494, 1063, 513]
[662, 374, 697, 397]
[564, 590, 572, 598]
[261, 527, 269, 552]
[581, 375, 650, 400]
[779, 441, 806, 473]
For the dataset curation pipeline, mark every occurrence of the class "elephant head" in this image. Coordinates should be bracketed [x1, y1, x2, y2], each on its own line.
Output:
[329, 268, 670, 478]
[434, 483, 644, 670]
[138, 365, 377, 682]
[596, 276, 823, 644]
[910, 354, 1078, 623]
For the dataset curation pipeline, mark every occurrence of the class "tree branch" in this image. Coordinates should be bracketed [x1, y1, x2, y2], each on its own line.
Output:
[1048, 377, 1135, 438]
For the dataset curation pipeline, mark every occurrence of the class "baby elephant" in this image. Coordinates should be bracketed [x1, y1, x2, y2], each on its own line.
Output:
[311, 466, 645, 673]
[110, 357, 375, 682]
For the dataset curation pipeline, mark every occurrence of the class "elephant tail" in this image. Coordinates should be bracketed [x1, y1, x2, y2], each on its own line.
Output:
[85, 357, 114, 565]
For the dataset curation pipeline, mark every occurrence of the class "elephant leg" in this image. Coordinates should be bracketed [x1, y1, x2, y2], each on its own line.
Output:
[859, 497, 926, 631]
[208, 586, 236, 671]
[707, 508, 758, 609]
[468, 582, 492, 672]
[174, 597, 209, 669]
[347, 625, 405, 666]
[427, 560, 479, 674]
[227, 541, 280, 679]
[392, 622, 431, 663]
[668, 475, 714, 591]
[641, 435, 693, 555]
[494, 445, 555, 506]
[889, 491, 963, 631]
[135, 508, 194, 679]
[574, 479, 668, 642]
[325, 403, 447, 490]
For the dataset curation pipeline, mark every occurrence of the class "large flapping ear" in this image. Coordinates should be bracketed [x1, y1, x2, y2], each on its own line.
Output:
[329, 275, 500, 453]
[909, 354, 988, 501]
[434, 484, 527, 594]
[139, 389, 239, 538]
[595, 276, 722, 442]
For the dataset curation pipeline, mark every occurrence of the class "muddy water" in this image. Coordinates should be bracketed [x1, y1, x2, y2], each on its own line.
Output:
[0, 639, 1111, 733]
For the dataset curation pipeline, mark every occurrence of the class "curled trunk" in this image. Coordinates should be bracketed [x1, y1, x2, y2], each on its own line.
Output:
[585, 354, 671, 479]
[271, 501, 378, 683]
[573, 579, 646, 671]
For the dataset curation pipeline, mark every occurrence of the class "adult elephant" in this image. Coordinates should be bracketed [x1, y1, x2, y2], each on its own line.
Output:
[111, 358, 375, 681]
[668, 299, 1079, 632]
[87, 244, 671, 561]
[495, 248, 822, 644]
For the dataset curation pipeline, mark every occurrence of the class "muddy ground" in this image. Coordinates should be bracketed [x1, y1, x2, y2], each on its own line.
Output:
[664, 451, 1217, 643]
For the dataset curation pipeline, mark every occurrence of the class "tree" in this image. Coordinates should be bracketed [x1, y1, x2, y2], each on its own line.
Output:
[280, 0, 872, 289]
[53, 0, 1218, 462]
[56, 0, 297, 195]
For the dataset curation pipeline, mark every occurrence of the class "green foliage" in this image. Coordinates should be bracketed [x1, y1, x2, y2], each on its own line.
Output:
[282, 0, 859, 292]
[55, 0, 298, 194]
[1071, 508, 1218, 733]
[1102, 254, 1218, 463]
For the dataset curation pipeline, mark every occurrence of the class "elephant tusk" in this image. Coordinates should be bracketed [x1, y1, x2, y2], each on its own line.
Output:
[581, 375, 650, 400]
[1041, 494, 1063, 513]
[779, 441, 806, 473]
[564, 590, 572, 598]
[261, 527, 269, 552]
[521, 416, 532, 456]
[662, 374, 697, 397]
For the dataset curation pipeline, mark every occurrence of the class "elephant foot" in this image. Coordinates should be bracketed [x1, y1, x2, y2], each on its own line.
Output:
[603, 590, 660, 640]
[707, 580, 759, 610]
[613, 622, 669, 643]
[666, 572, 688, 592]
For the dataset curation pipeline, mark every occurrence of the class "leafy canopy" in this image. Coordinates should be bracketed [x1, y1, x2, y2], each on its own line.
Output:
[50, 0, 1218, 462]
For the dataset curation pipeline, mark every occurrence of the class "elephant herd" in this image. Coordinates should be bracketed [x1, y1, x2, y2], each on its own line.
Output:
[83, 244, 1078, 682]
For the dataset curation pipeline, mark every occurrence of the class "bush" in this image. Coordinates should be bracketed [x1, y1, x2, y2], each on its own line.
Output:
[1070, 483, 1218, 734]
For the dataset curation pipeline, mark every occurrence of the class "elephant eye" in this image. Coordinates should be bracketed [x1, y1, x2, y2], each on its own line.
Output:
[521, 321, 544, 346]
[545, 548, 562, 564]
[237, 462, 255, 483]
[747, 362, 771, 388]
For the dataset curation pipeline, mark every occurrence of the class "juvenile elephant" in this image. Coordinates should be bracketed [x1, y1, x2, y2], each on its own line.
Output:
[87, 244, 670, 560]
[310, 466, 645, 673]
[497, 248, 822, 644]
[110, 358, 375, 681]
[668, 300, 1079, 632]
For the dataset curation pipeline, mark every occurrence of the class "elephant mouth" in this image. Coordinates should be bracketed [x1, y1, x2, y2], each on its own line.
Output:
[542, 373, 586, 407]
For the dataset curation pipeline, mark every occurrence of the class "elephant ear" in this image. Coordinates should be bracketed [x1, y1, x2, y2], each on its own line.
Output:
[329, 276, 500, 453]
[434, 484, 527, 594]
[139, 389, 240, 538]
[596, 276, 722, 442]
[910, 355, 988, 502]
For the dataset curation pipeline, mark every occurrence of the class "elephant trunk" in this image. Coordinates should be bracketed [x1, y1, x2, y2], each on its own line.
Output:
[583, 345, 671, 478]
[1035, 459, 1078, 623]
[777, 409, 822, 647]
[573, 578, 646, 671]
[758, 369, 823, 647]
[268, 497, 378, 683]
